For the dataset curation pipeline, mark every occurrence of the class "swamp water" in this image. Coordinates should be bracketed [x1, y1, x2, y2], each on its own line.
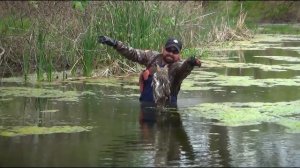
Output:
[0, 34, 300, 167]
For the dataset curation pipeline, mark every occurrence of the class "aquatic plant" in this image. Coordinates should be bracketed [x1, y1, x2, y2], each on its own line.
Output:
[81, 26, 97, 77]
[22, 47, 30, 82]
[0, 86, 83, 102]
[185, 100, 300, 130]
[0, 125, 92, 137]
[36, 26, 47, 81]
[278, 119, 300, 133]
[258, 24, 300, 34]
[94, 1, 185, 72]
[206, 4, 253, 43]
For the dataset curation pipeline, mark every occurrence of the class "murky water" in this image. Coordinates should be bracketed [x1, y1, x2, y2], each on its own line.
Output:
[0, 34, 300, 167]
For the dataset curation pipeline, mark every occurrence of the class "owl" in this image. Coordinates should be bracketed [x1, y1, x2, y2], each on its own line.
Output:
[152, 64, 171, 109]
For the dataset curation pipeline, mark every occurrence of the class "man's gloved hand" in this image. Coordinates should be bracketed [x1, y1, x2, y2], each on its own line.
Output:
[98, 35, 117, 47]
[187, 56, 201, 67]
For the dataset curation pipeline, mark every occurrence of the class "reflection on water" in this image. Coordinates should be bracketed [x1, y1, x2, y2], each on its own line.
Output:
[1, 35, 300, 167]
[1, 91, 299, 167]
[138, 102, 195, 167]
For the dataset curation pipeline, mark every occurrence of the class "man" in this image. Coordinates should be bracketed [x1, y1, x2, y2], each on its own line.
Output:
[98, 35, 201, 104]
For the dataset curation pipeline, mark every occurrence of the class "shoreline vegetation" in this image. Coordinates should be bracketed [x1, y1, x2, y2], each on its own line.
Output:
[0, 1, 299, 82]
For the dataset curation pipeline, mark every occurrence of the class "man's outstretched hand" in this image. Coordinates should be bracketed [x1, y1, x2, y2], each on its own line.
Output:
[98, 35, 117, 47]
[187, 56, 201, 67]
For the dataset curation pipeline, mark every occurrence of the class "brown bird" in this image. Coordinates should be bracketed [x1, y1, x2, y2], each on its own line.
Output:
[152, 64, 171, 110]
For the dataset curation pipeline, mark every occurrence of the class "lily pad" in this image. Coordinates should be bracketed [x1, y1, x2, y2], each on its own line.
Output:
[0, 125, 92, 137]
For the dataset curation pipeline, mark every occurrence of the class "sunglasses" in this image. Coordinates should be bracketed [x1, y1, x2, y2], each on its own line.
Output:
[166, 47, 179, 54]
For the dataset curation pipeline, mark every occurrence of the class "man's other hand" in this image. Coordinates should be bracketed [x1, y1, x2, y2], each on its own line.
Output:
[187, 56, 201, 67]
[98, 35, 117, 47]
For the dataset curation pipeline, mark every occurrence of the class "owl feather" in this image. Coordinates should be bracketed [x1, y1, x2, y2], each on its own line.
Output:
[152, 64, 171, 109]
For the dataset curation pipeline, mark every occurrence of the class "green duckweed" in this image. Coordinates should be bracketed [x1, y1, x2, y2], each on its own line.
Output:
[0, 87, 82, 102]
[0, 125, 92, 137]
[186, 100, 300, 131]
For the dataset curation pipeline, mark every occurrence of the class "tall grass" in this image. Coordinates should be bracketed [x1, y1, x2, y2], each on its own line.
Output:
[0, 1, 254, 79]
[45, 52, 53, 82]
[93, 1, 207, 73]
[34, 24, 54, 82]
[82, 26, 96, 77]
[22, 31, 34, 82]
[36, 27, 47, 81]
[94, 1, 171, 72]
[22, 48, 30, 82]
[201, 2, 253, 44]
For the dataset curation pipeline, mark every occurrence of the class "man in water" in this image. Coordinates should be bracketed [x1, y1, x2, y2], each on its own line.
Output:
[98, 35, 201, 104]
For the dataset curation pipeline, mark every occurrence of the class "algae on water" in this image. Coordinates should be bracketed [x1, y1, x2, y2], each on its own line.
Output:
[277, 119, 300, 133]
[185, 100, 300, 132]
[0, 86, 93, 102]
[0, 125, 93, 137]
[40, 109, 59, 113]
[182, 70, 300, 90]
[253, 56, 300, 62]
[210, 34, 300, 52]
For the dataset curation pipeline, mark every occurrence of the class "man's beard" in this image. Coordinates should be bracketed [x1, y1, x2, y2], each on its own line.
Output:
[163, 55, 175, 63]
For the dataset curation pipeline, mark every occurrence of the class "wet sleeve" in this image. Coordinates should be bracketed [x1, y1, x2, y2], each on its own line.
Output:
[114, 41, 156, 66]
[171, 60, 195, 82]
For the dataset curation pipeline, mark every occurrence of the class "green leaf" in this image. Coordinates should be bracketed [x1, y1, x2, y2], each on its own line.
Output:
[72, 0, 89, 12]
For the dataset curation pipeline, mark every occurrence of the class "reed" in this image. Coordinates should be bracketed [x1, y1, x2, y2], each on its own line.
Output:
[45, 53, 54, 82]
[203, 2, 253, 43]
[81, 26, 96, 77]
[36, 27, 47, 81]
[93, 1, 206, 73]
[22, 49, 30, 82]
[0, 1, 254, 79]
[34, 23, 54, 82]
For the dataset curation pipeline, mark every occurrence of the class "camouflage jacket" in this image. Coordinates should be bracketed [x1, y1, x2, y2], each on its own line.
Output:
[114, 41, 196, 97]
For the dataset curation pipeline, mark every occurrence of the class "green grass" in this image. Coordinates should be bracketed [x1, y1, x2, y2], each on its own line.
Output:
[45, 54, 54, 82]
[22, 50, 30, 82]
[1, 1, 257, 80]
[0, 15, 31, 35]
[36, 27, 46, 81]
[93, 1, 209, 70]
[36, 25, 54, 82]
[181, 48, 202, 59]
[82, 27, 97, 77]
